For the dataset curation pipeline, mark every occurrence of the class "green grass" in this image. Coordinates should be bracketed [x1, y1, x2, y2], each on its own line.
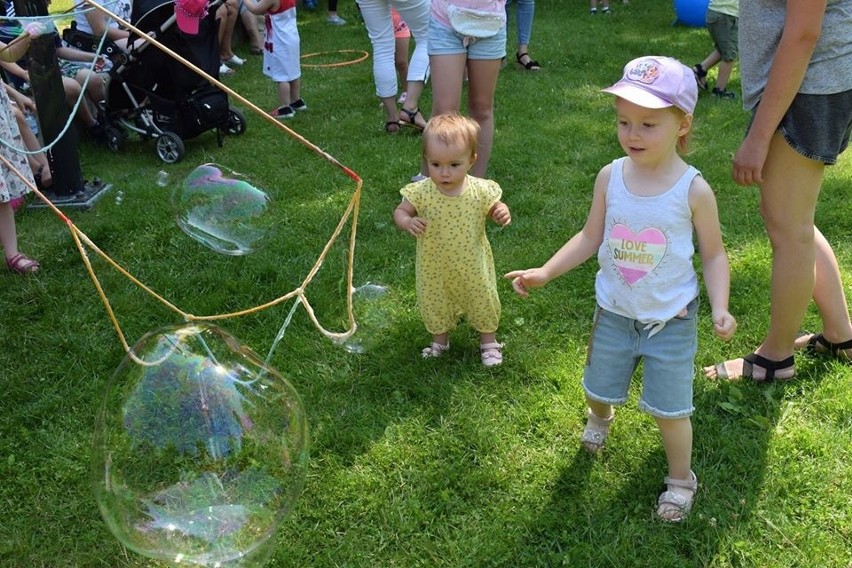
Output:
[2, 1, 852, 566]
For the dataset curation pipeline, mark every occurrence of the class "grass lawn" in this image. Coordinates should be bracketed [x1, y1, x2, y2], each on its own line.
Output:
[1, 0, 851, 566]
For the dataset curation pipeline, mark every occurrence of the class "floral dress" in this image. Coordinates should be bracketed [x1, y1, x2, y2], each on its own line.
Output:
[401, 175, 502, 335]
[0, 87, 33, 203]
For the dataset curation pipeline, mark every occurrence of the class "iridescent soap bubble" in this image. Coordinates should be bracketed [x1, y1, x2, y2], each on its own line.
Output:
[172, 164, 271, 255]
[92, 323, 309, 567]
[334, 282, 392, 354]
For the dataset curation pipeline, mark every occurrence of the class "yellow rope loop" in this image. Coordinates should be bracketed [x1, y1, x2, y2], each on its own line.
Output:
[300, 49, 370, 68]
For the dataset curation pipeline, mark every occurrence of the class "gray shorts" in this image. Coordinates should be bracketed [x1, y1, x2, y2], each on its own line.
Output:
[751, 90, 852, 165]
[582, 297, 699, 419]
[706, 10, 737, 61]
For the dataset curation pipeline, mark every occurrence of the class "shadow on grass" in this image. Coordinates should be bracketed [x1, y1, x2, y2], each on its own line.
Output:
[498, 361, 827, 567]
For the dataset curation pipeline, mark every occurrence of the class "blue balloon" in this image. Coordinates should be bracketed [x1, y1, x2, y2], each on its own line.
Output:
[673, 0, 709, 27]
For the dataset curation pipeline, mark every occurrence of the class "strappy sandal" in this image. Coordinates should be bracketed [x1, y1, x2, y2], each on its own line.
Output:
[581, 409, 614, 454]
[712, 352, 795, 382]
[515, 52, 541, 71]
[803, 333, 852, 362]
[421, 342, 449, 358]
[480, 342, 503, 367]
[399, 107, 425, 131]
[693, 63, 708, 91]
[6, 252, 40, 274]
[385, 121, 401, 134]
[657, 470, 698, 522]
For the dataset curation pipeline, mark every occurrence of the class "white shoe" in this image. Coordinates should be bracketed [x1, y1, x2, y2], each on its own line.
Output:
[327, 14, 346, 25]
[219, 63, 234, 76]
[222, 54, 245, 66]
[397, 92, 407, 104]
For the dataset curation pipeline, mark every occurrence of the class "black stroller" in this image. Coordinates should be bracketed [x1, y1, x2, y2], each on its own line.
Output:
[97, 0, 247, 163]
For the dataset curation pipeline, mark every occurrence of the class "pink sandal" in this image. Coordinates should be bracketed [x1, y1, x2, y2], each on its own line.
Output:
[6, 252, 40, 274]
[480, 342, 503, 367]
[421, 342, 450, 359]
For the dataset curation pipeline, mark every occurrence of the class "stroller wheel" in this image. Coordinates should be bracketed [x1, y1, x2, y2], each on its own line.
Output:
[226, 107, 247, 136]
[106, 126, 123, 152]
[156, 132, 185, 164]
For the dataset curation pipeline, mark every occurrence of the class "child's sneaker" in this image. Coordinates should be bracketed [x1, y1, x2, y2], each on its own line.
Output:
[712, 87, 736, 100]
[270, 105, 295, 120]
[290, 99, 308, 111]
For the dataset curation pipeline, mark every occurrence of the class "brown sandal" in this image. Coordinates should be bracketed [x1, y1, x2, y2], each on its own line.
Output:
[399, 107, 425, 131]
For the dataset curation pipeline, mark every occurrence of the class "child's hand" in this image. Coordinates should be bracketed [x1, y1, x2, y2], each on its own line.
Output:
[504, 268, 547, 297]
[712, 309, 737, 341]
[405, 216, 427, 236]
[491, 203, 511, 227]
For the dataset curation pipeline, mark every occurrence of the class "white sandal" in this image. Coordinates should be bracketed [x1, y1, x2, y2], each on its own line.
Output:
[580, 409, 614, 454]
[480, 342, 503, 367]
[657, 470, 698, 522]
[421, 342, 450, 358]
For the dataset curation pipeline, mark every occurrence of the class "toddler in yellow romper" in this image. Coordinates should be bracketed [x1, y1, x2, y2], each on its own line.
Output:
[393, 113, 512, 366]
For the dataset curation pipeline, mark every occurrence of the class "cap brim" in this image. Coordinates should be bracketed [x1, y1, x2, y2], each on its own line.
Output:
[601, 84, 673, 110]
[176, 15, 200, 35]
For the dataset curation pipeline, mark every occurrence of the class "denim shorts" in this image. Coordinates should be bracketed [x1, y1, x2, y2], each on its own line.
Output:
[753, 89, 852, 165]
[706, 10, 738, 61]
[582, 297, 699, 419]
[428, 18, 507, 60]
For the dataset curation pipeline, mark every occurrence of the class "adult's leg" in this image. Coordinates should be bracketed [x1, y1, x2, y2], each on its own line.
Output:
[218, 0, 239, 61]
[360, 0, 399, 124]
[60, 76, 97, 128]
[429, 53, 466, 116]
[708, 131, 824, 379]
[515, 0, 535, 59]
[465, 57, 502, 177]
[394, 0, 430, 123]
[793, 227, 852, 353]
[240, 8, 264, 52]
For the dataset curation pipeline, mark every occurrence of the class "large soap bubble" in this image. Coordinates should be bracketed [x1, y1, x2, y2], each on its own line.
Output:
[173, 164, 271, 255]
[92, 323, 309, 567]
[334, 282, 393, 354]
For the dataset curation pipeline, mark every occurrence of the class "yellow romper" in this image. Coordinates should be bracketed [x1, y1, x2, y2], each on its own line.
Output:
[400, 176, 502, 335]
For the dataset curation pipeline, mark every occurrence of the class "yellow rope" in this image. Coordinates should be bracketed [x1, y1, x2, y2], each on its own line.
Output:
[2, 0, 364, 358]
[300, 49, 370, 68]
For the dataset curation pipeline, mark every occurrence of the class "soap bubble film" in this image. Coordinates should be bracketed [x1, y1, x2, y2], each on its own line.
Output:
[334, 282, 392, 354]
[92, 323, 308, 567]
[173, 164, 271, 256]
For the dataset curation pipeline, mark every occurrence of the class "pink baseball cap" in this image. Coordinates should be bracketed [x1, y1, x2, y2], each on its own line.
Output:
[175, 0, 209, 35]
[601, 56, 698, 115]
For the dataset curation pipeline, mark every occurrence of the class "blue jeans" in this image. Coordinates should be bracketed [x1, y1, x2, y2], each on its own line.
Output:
[505, 0, 534, 46]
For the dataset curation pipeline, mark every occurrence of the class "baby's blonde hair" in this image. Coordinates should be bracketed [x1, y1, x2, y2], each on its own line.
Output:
[422, 112, 480, 159]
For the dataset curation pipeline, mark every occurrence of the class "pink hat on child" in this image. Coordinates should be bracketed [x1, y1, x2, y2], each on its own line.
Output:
[175, 0, 209, 35]
[601, 56, 698, 115]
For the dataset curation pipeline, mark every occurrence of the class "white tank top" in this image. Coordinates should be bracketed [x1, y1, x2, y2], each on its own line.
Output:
[594, 158, 700, 335]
